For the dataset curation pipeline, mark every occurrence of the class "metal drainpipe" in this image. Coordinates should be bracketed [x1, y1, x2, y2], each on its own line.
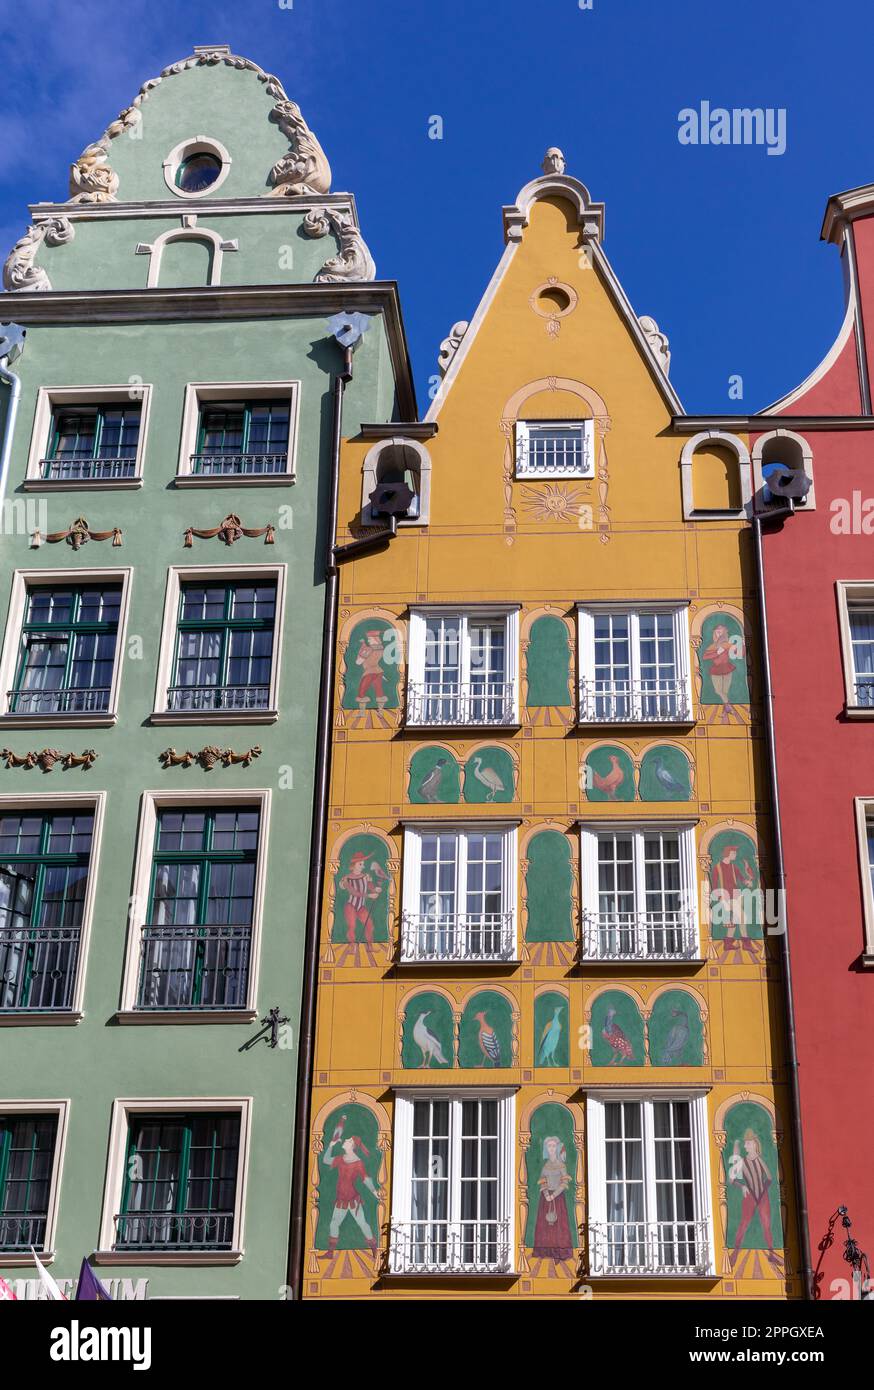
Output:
[0, 355, 23, 515]
[752, 507, 813, 1300]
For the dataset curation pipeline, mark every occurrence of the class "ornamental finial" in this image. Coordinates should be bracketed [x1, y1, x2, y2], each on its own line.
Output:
[542, 147, 566, 176]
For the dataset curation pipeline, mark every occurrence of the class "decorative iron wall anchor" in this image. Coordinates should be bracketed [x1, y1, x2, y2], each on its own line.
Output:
[31, 516, 123, 549]
[183, 514, 275, 547]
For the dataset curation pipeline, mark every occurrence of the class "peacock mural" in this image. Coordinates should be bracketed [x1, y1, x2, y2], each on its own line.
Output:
[589, 989, 645, 1066]
[534, 991, 570, 1068]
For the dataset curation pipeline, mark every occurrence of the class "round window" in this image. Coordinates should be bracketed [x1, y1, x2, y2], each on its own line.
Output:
[176, 152, 223, 194]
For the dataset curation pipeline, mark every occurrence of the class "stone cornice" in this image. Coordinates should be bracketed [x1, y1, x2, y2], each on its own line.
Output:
[28, 193, 363, 225]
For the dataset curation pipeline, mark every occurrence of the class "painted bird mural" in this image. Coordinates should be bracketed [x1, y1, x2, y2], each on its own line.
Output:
[537, 1005, 564, 1066]
[474, 1010, 501, 1066]
[658, 1008, 690, 1065]
[413, 1011, 448, 1068]
[591, 754, 625, 800]
[651, 755, 687, 799]
[417, 757, 448, 803]
[471, 757, 506, 801]
[601, 1006, 634, 1065]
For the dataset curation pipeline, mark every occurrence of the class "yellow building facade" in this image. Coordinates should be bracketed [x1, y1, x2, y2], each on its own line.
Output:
[303, 155, 801, 1300]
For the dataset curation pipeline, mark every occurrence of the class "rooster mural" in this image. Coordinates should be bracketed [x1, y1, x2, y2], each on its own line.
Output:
[584, 746, 634, 802]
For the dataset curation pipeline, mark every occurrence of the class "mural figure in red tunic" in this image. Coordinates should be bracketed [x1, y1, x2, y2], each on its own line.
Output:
[710, 843, 758, 957]
[728, 1129, 774, 1251]
[701, 623, 742, 724]
[532, 1135, 574, 1260]
[355, 629, 388, 711]
[339, 851, 388, 944]
[321, 1115, 382, 1254]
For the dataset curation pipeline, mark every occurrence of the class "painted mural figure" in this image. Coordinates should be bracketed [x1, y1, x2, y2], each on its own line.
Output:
[601, 1006, 634, 1065]
[532, 1137, 574, 1261]
[728, 1130, 775, 1252]
[710, 843, 758, 957]
[339, 851, 388, 944]
[355, 628, 389, 711]
[320, 1115, 382, 1255]
[701, 623, 744, 724]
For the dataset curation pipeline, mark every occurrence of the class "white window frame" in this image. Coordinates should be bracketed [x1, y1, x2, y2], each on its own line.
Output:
[579, 820, 699, 960]
[853, 798, 874, 965]
[407, 606, 520, 727]
[577, 602, 693, 724]
[94, 1096, 252, 1266]
[151, 563, 286, 724]
[390, 1089, 515, 1275]
[0, 1098, 70, 1265]
[162, 136, 233, 200]
[176, 381, 300, 486]
[515, 418, 594, 479]
[401, 823, 518, 961]
[0, 570, 132, 730]
[23, 385, 152, 491]
[836, 582, 874, 717]
[116, 788, 271, 1023]
[586, 1091, 713, 1277]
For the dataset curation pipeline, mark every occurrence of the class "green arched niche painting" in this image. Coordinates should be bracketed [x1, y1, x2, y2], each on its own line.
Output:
[401, 991, 454, 1069]
[639, 745, 692, 801]
[463, 746, 515, 803]
[723, 1100, 783, 1251]
[341, 618, 401, 711]
[534, 992, 569, 1068]
[526, 615, 572, 708]
[697, 612, 750, 707]
[590, 990, 645, 1067]
[584, 745, 635, 802]
[648, 990, 704, 1066]
[331, 833, 391, 944]
[315, 1102, 381, 1252]
[407, 747, 460, 804]
[708, 829, 763, 940]
[525, 831, 574, 943]
[524, 1102, 578, 1259]
[459, 990, 513, 1069]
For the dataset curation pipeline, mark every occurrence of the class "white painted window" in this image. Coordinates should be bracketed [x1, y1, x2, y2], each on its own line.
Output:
[515, 419, 593, 479]
[391, 1091, 514, 1274]
[577, 605, 692, 722]
[402, 826, 516, 961]
[580, 824, 698, 959]
[407, 609, 519, 725]
[586, 1094, 712, 1275]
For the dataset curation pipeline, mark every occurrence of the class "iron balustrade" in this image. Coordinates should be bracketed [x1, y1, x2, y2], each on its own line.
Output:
[189, 452, 288, 477]
[588, 1218, 711, 1275]
[40, 456, 138, 481]
[854, 676, 874, 707]
[401, 910, 515, 962]
[406, 681, 516, 726]
[389, 1218, 512, 1274]
[0, 925, 80, 1010]
[8, 687, 111, 715]
[581, 909, 697, 961]
[0, 1214, 48, 1251]
[579, 678, 690, 723]
[166, 683, 270, 712]
[114, 1210, 235, 1251]
[136, 924, 252, 1010]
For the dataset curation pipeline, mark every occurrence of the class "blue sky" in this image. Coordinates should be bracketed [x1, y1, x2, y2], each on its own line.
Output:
[1, 0, 872, 415]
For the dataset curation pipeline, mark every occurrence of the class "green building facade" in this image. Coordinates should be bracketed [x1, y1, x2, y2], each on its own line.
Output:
[0, 45, 414, 1300]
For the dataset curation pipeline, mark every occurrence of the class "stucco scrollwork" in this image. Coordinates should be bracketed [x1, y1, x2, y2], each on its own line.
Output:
[638, 315, 671, 375]
[3, 218, 75, 293]
[438, 321, 469, 375]
[303, 208, 376, 283]
[268, 100, 332, 196]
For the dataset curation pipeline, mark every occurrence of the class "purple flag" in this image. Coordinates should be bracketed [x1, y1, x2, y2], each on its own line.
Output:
[75, 1257, 112, 1300]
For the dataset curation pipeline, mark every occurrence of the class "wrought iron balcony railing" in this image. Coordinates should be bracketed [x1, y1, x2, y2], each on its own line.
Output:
[114, 1210, 235, 1251]
[40, 456, 138, 481]
[189, 452, 288, 477]
[389, 1218, 512, 1275]
[579, 678, 690, 723]
[136, 924, 252, 1010]
[588, 1218, 711, 1276]
[581, 909, 698, 961]
[853, 676, 874, 707]
[406, 681, 516, 727]
[0, 1215, 48, 1252]
[401, 911, 515, 962]
[0, 925, 80, 1011]
[8, 687, 111, 715]
[166, 683, 270, 712]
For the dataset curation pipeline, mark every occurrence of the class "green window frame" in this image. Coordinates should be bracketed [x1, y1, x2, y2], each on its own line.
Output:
[138, 805, 259, 1010]
[10, 584, 121, 716]
[43, 403, 141, 481]
[168, 580, 275, 713]
[0, 810, 94, 1011]
[116, 1111, 241, 1251]
[0, 1113, 59, 1252]
[192, 399, 289, 475]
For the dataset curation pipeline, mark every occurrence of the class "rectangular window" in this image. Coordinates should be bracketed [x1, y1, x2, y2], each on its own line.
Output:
[0, 810, 94, 1011]
[581, 825, 697, 959]
[407, 611, 518, 726]
[849, 609, 874, 707]
[167, 581, 275, 713]
[137, 806, 259, 1010]
[115, 1112, 241, 1252]
[402, 827, 515, 961]
[43, 404, 141, 482]
[0, 1113, 58, 1252]
[391, 1093, 513, 1274]
[578, 607, 691, 723]
[587, 1096, 711, 1275]
[515, 419, 594, 479]
[192, 400, 290, 477]
[9, 584, 121, 717]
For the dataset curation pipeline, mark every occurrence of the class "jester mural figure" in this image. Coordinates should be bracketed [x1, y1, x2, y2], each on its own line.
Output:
[709, 841, 760, 960]
[338, 851, 389, 946]
[320, 1114, 383, 1256]
[532, 1136, 574, 1262]
[728, 1129, 775, 1254]
[355, 628, 389, 712]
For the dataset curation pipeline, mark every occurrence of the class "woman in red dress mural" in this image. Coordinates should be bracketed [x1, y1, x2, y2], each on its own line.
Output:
[532, 1135, 574, 1260]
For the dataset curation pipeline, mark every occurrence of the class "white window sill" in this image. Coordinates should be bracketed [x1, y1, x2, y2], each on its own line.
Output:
[23, 477, 143, 492]
[0, 1010, 83, 1026]
[844, 705, 874, 720]
[0, 713, 117, 729]
[149, 709, 278, 726]
[92, 1249, 243, 1268]
[115, 1009, 258, 1026]
[0, 1250, 56, 1267]
[174, 474, 294, 488]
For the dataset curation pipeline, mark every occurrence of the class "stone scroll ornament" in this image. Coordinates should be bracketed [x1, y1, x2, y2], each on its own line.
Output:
[183, 514, 275, 547]
[3, 218, 75, 293]
[302, 208, 376, 283]
[1, 748, 97, 772]
[31, 516, 122, 550]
